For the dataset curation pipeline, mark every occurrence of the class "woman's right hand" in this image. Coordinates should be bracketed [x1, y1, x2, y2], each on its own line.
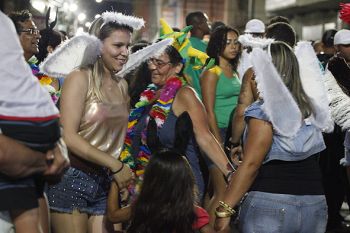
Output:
[112, 164, 133, 189]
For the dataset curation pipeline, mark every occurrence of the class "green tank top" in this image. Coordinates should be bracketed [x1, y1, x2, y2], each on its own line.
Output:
[214, 68, 241, 128]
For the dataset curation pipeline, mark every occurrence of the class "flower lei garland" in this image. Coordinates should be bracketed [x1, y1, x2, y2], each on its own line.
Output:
[28, 57, 61, 104]
[120, 76, 186, 181]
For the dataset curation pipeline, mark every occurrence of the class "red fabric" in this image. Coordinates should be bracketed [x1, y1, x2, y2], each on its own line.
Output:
[192, 206, 210, 230]
[340, 3, 350, 25]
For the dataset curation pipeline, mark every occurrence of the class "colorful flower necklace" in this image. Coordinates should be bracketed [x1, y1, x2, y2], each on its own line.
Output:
[28, 57, 61, 104]
[120, 76, 186, 179]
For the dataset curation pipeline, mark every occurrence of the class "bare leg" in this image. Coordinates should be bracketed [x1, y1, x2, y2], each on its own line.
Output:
[50, 209, 88, 233]
[11, 208, 41, 233]
[38, 195, 50, 233]
[88, 215, 115, 233]
[206, 166, 227, 226]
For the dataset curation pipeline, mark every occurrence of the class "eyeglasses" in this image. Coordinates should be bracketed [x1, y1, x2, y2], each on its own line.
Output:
[20, 28, 40, 35]
[147, 58, 171, 68]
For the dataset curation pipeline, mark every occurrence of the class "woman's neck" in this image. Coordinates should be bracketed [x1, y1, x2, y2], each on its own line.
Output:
[219, 56, 232, 70]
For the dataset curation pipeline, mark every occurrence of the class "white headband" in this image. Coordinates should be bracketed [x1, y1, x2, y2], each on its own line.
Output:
[101, 11, 144, 30]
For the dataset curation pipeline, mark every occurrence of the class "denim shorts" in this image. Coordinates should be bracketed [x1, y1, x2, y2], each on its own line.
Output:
[238, 191, 327, 233]
[46, 167, 111, 215]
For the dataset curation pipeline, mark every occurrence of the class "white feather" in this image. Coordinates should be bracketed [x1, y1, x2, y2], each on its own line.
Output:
[101, 11, 144, 30]
[324, 70, 350, 130]
[251, 47, 302, 137]
[294, 41, 334, 132]
[40, 33, 102, 78]
[238, 34, 274, 49]
[116, 38, 173, 78]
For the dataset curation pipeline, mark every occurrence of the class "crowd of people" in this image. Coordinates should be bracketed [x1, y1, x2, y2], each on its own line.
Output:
[1, 1, 350, 233]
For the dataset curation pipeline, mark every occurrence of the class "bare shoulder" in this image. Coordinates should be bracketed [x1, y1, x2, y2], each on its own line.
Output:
[173, 86, 202, 115]
[63, 68, 90, 92]
[201, 69, 218, 79]
[176, 86, 199, 102]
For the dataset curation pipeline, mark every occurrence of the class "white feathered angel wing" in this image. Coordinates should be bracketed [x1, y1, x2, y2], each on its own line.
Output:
[294, 41, 334, 132]
[40, 33, 102, 78]
[115, 38, 173, 78]
[324, 69, 350, 131]
[251, 47, 302, 137]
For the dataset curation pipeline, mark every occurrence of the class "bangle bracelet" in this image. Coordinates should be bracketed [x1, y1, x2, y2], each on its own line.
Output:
[111, 163, 124, 175]
[215, 207, 233, 218]
[219, 201, 236, 215]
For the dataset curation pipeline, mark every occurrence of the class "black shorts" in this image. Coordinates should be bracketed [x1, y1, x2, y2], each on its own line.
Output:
[0, 175, 45, 211]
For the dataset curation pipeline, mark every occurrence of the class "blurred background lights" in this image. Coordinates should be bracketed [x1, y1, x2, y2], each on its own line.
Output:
[69, 3, 78, 12]
[31, 0, 46, 13]
[85, 22, 91, 28]
[78, 13, 86, 22]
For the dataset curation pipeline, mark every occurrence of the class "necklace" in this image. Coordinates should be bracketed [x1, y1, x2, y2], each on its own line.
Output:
[28, 58, 60, 104]
[119, 76, 186, 176]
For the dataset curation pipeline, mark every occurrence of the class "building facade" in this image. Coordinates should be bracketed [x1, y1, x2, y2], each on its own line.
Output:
[265, 0, 347, 41]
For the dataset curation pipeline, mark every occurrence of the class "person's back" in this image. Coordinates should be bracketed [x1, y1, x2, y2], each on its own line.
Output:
[245, 101, 325, 163]
[216, 41, 329, 233]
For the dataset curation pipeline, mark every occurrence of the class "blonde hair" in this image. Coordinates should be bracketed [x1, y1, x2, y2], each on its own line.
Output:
[270, 41, 312, 118]
[85, 16, 133, 101]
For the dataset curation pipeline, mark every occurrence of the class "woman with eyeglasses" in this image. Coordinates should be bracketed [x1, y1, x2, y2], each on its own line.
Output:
[200, 25, 241, 225]
[120, 45, 235, 201]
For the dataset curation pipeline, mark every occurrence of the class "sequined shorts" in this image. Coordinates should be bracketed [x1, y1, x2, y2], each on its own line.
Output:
[46, 167, 111, 215]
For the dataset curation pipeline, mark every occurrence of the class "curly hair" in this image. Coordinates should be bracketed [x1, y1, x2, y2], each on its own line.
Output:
[8, 10, 32, 34]
[206, 25, 241, 70]
[127, 150, 197, 233]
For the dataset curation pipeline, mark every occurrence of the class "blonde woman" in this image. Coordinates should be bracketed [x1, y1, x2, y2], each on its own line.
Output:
[46, 13, 143, 233]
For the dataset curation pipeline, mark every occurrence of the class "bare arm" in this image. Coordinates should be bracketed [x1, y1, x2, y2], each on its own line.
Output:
[173, 86, 233, 176]
[107, 181, 131, 223]
[230, 68, 255, 145]
[61, 70, 131, 187]
[201, 70, 223, 144]
[200, 224, 216, 233]
[0, 135, 47, 178]
[215, 118, 273, 231]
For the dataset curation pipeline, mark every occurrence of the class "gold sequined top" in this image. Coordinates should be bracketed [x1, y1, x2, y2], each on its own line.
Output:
[70, 75, 129, 172]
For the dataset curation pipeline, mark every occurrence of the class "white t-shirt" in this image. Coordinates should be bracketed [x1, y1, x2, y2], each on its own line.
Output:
[0, 11, 58, 120]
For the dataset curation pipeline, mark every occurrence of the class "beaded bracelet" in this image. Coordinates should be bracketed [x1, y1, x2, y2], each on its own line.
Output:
[111, 163, 124, 175]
